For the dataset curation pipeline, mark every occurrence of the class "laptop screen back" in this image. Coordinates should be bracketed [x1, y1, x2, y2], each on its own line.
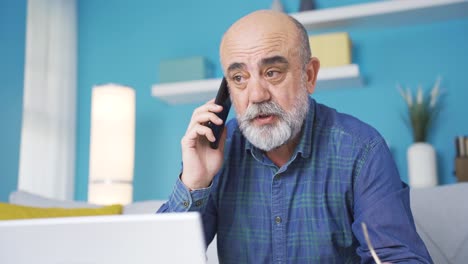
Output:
[0, 212, 206, 264]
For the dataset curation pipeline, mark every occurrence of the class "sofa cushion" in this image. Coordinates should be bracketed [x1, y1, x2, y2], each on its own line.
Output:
[410, 183, 468, 263]
[9, 190, 100, 208]
[123, 200, 166, 214]
[0, 203, 122, 220]
[9, 190, 166, 215]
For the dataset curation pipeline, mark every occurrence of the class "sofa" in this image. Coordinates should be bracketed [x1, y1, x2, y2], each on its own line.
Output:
[5, 182, 468, 264]
[409, 183, 468, 264]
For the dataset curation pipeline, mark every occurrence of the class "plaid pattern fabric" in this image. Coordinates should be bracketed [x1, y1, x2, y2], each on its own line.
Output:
[158, 98, 432, 264]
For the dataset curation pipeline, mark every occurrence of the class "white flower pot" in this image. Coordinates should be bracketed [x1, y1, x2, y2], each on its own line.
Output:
[407, 142, 438, 188]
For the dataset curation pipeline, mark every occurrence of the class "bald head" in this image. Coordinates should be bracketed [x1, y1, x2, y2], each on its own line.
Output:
[220, 10, 311, 72]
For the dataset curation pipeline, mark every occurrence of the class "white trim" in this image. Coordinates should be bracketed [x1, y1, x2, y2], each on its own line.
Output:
[291, 0, 468, 30]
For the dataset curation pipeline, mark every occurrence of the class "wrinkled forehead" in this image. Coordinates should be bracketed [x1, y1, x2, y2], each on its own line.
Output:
[220, 11, 300, 69]
[222, 32, 291, 59]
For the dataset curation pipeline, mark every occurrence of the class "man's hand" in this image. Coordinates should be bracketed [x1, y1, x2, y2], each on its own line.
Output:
[180, 99, 228, 190]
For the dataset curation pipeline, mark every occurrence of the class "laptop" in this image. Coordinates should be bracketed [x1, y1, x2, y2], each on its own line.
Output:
[0, 212, 207, 264]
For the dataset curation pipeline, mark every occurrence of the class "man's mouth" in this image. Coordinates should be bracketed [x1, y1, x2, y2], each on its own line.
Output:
[252, 113, 276, 125]
[257, 114, 272, 119]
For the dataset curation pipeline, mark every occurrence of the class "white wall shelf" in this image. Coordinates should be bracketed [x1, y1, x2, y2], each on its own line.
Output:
[152, 64, 362, 104]
[291, 0, 468, 31]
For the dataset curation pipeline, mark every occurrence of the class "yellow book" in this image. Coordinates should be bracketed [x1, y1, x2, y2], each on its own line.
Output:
[309, 32, 351, 68]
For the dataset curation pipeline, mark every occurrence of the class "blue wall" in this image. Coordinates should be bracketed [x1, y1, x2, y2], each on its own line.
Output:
[76, 0, 468, 201]
[0, 0, 27, 202]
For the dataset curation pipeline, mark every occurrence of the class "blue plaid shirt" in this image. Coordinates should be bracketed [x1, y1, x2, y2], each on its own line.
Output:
[158, 98, 432, 264]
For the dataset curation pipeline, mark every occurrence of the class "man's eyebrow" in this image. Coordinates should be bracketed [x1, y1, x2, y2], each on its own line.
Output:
[260, 56, 289, 66]
[227, 62, 246, 73]
[226, 56, 288, 73]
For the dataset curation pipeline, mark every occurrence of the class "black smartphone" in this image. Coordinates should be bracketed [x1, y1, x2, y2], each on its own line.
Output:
[207, 77, 231, 149]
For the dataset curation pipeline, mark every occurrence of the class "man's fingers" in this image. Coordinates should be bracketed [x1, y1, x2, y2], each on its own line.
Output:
[187, 111, 224, 131]
[182, 99, 227, 148]
[193, 101, 223, 117]
[185, 123, 217, 143]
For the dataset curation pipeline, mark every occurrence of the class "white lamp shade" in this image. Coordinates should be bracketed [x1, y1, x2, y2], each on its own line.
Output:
[88, 84, 135, 205]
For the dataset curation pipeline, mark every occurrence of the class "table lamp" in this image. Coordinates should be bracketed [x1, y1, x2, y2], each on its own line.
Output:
[88, 84, 135, 205]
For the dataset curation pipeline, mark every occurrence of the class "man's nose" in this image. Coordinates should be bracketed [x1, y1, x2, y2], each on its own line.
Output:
[247, 77, 271, 104]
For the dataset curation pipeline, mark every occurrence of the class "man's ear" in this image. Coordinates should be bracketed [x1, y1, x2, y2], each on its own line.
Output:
[306, 57, 320, 94]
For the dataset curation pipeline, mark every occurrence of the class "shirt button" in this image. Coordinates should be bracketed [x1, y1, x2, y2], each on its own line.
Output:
[195, 200, 203, 207]
[182, 201, 189, 207]
[275, 216, 282, 224]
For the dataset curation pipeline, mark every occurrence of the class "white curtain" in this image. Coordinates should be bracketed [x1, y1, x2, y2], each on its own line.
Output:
[18, 0, 77, 200]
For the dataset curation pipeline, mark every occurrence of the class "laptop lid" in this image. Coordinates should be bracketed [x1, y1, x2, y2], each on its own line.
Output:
[0, 212, 207, 264]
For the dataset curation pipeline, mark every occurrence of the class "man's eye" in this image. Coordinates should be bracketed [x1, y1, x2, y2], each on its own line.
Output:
[266, 70, 279, 78]
[233, 75, 243, 83]
[229, 73, 249, 89]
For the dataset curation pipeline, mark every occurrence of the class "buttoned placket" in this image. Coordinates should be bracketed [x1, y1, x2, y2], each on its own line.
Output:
[252, 148, 294, 264]
[271, 165, 286, 264]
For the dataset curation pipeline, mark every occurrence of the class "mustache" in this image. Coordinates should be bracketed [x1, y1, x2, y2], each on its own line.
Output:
[241, 101, 285, 121]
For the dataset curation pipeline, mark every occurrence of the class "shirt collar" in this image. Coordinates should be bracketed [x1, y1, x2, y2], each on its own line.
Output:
[245, 97, 316, 159]
[295, 97, 315, 158]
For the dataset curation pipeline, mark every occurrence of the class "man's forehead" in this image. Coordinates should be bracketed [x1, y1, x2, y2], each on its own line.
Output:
[222, 32, 289, 55]
[220, 11, 299, 67]
[221, 14, 296, 49]
[220, 41, 298, 73]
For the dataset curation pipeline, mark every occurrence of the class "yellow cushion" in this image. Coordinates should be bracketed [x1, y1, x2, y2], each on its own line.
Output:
[0, 202, 122, 220]
[309, 32, 351, 68]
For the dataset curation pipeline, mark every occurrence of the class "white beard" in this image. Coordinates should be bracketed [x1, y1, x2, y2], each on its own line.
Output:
[237, 83, 310, 152]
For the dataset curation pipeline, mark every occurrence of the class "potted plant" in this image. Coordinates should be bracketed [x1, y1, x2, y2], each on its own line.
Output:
[398, 77, 442, 188]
